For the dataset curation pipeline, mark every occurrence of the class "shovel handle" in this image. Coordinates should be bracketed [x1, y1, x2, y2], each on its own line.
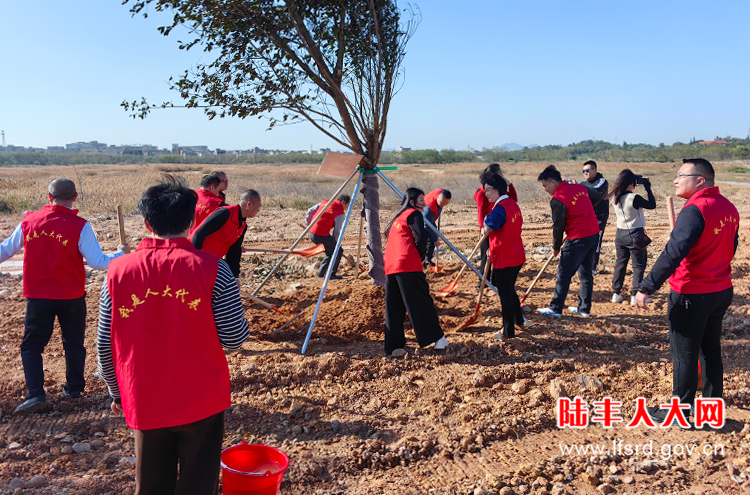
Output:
[239, 290, 274, 310]
[476, 255, 491, 307]
[667, 196, 676, 230]
[520, 237, 566, 304]
[455, 234, 488, 278]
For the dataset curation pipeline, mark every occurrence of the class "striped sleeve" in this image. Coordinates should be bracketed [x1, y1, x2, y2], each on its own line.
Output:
[96, 282, 121, 400]
[213, 259, 250, 349]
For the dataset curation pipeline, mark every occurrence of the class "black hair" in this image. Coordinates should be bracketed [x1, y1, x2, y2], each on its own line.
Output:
[583, 160, 597, 170]
[239, 189, 261, 204]
[480, 163, 503, 182]
[537, 165, 562, 183]
[211, 170, 227, 178]
[440, 189, 452, 200]
[682, 158, 715, 181]
[138, 175, 197, 236]
[385, 187, 424, 237]
[606, 169, 638, 205]
[338, 194, 351, 204]
[200, 174, 222, 188]
[482, 173, 508, 196]
[48, 178, 77, 201]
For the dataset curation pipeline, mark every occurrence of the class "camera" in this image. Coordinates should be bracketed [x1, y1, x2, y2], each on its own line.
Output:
[635, 175, 647, 185]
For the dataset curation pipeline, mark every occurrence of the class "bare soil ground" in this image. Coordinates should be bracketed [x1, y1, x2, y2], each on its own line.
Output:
[1, 162, 750, 495]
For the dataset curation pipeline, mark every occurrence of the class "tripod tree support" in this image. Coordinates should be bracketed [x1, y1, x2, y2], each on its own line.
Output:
[301, 172, 364, 354]
[376, 170, 500, 297]
[252, 167, 360, 296]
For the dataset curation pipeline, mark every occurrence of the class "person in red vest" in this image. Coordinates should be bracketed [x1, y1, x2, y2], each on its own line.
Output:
[191, 189, 261, 285]
[536, 165, 602, 318]
[0, 178, 128, 415]
[97, 176, 249, 493]
[635, 159, 739, 428]
[474, 163, 518, 282]
[480, 174, 525, 341]
[211, 170, 229, 202]
[422, 188, 452, 268]
[308, 194, 350, 279]
[384, 188, 448, 355]
[189, 174, 227, 238]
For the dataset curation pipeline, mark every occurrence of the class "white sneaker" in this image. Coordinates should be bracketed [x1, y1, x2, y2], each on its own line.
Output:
[611, 293, 624, 303]
[631, 295, 652, 306]
[434, 336, 449, 350]
[537, 307, 561, 318]
[568, 306, 591, 318]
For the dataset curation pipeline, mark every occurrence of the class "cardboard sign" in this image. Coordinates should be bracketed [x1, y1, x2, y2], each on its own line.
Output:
[317, 152, 363, 177]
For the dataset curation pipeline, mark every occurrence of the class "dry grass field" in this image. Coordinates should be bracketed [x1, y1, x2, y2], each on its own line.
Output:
[0, 161, 749, 495]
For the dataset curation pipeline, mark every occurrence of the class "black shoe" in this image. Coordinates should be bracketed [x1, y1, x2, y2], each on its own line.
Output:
[647, 406, 693, 430]
[329, 274, 343, 280]
[62, 390, 82, 399]
[13, 396, 49, 416]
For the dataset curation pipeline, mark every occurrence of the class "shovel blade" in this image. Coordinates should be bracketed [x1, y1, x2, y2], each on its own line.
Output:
[294, 244, 326, 258]
[455, 304, 481, 332]
[429, 265, 444, 273]
[436, 279, 459, 297]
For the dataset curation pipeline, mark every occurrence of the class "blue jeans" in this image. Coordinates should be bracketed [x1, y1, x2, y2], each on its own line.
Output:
[549, 234, 598, 314]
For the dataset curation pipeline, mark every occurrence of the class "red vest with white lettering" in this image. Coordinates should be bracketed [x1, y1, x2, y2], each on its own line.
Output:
[309, 200, 345, 236]
[107, 237, 230, 430]
[488, 197, 526, 269]
[424, 189, 442, 218]
[552, 182, 600, 240]
[198, 205, 246, 259]
[385, 209, 424, 275]
[669, 187, 738, 294]
[20, 204, 87, 299]
[475, 185, 519, 227]
[189, 189, 224, 238]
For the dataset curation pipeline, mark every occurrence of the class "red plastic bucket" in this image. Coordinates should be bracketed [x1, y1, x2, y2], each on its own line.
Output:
[221, 442, 289, 495]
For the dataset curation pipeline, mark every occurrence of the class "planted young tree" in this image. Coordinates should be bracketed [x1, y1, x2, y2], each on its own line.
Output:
[122, 0, 419, 286]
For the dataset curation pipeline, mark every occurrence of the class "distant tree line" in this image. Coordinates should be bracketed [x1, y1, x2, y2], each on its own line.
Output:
[2, 136, 749, 166]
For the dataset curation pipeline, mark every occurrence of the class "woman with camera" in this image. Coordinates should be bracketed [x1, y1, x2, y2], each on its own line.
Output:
[607, 169, 656, 305]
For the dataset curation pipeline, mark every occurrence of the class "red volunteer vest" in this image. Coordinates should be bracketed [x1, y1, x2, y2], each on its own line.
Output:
[669, 187, 739, 294]
[475, 185, 519, 227]
[424, 189, 442, 218]
[189, 189, 224, 238]
[384, 209, 424, 275]
[552, 182, 600, 240]
[489, 197, 526, 269]
[309, 200, 345, 236]
[107, 237, 230, 431]
[21, 204, 87, 299]
[199, 205, 246, 259]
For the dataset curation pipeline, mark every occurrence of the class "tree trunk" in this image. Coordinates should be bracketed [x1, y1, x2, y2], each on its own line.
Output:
[362, 173, 385, 287]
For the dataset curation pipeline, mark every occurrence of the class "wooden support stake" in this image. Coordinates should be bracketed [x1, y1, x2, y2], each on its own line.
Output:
[667, 196, 676, 230]
[116, 205, 126, 244]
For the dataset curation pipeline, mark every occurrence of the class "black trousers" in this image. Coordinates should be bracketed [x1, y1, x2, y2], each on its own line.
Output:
[593, 217, 608, 269]
[21, 296, 86, 399]
[309, 232, 342, 277]
[549, 234, 598, 314]
[668, 288, 732, 408]
[134, 411, 225, 495]
[384, 272, 444, 354]
[612, 228, 648, 295]
[479, 235, 491, 278]
[491, 264, 524, 337]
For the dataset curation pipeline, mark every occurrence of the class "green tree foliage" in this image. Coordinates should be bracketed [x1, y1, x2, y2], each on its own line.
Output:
[120, 0, 420, 286]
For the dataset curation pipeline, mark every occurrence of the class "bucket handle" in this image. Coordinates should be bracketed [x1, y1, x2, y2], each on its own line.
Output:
[227, 442, 272, 477]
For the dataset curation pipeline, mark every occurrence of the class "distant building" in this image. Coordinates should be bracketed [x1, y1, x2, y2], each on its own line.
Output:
[396, 146, 411, 152]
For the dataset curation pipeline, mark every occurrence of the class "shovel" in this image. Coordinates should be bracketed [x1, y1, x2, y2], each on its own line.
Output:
[454, 255, 491, 332]
[436, 235, 487, 297]
[243, 244, 325, 258]
[519, 237, 566, 310]
[429, 217, 445, 273]
[239, 290, 300, 316]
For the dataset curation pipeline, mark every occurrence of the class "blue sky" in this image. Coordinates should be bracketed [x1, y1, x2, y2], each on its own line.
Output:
[1, 1, 749, 151]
